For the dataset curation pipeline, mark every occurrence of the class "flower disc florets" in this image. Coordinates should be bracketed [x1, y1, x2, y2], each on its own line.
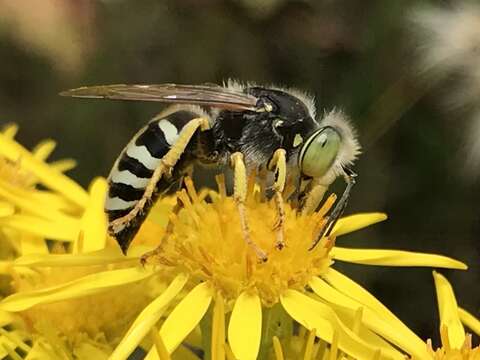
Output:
[149, 177, 335, 306]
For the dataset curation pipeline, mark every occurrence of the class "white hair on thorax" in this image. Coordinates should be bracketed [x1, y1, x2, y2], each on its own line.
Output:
[224, 79, 317, 118]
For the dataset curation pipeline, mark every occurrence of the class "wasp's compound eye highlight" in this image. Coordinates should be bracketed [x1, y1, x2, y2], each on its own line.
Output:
[299, 127, 341, 178]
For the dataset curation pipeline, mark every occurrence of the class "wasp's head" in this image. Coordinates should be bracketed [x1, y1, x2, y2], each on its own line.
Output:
[246, 86, 360, 184]
[298, 110, 360, 185]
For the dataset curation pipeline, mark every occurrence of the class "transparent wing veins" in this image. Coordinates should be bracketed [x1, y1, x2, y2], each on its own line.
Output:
[60, 83, 259, 111]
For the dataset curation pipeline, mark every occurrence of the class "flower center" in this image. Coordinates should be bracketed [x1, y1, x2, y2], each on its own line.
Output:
[149, 177, 335, 306]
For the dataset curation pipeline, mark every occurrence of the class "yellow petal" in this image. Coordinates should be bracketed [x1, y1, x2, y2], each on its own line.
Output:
[170, 346, 200, 360]
[309, 276, 429, 359]
[79, 177, 108, 252]
[0, 179, 79, 223]
[332, 213, 387, 236]
[0, 329, 30, 359]
[212, 292, 226, 360]
[272, 336, 284, 360]
[0, 133, 88, 207]
[32, 140, 56, 161]
[331, 247, 467, 269]
[73, 342, 109, 360]
[280, 289, 404, 360]
[0, 266, 156, 312]
[334, 307, 400, 353]
[14, 248, 129, 267]
[0, 311, 16, 327]
[228, 291, 262, 360]
[25, 341, 62, 360]
[433, 271, 465, 348]
[49, 159, 77, 173]
[27, 322, 71, 359]
[0, 215, 79, 241]
[0, 262, 13, 275]
[111, 273, 189, 360]
[0, 202, 14, 217]
[322, 268, 430, 357]
[149, 198, 176, 228]
[19, 233, 48, 255]
[458, 308, 480, 336]
[2, 124, 18, 138]
[150, 326, 170, 360]
[28, 191, 78, 213]
[321, 268, 393, 320]
[145, 282, 212, 358]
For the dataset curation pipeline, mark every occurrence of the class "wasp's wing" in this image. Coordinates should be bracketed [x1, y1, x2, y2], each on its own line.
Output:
[60, 84, 259, 111]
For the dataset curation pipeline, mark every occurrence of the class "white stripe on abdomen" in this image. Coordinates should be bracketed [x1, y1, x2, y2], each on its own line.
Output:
[125, 144, 161, 170]
[110, 169, 150, 188]
[105, 196, 138, 211]
[158, 119, 179, 145]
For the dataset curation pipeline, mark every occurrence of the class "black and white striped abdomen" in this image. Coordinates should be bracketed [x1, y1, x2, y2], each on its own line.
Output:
[105, 109, 204, 252]
[105, 118, 179, 218]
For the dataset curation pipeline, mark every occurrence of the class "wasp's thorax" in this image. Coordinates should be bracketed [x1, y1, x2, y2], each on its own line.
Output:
[212, 87, 318, 167]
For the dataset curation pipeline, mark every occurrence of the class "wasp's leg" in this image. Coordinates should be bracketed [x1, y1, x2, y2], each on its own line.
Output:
[267, 148, 287, 250]
[109, 117, 210, 252]
[230, 152, 268, 262]
[301, 182, 329, 216]
[309, 168, 356, 250]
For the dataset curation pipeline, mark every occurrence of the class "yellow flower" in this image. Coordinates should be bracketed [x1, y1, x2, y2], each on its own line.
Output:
[0, 127, 468, 360]
[426, 272, 480, 359]
[0, 126, 169, 357]
[0, 309, 113, 359]
[0, 124, 108, 255]
[0, 175, 467, 360]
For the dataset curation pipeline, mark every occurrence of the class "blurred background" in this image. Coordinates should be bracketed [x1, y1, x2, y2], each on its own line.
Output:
[0, 0, 478, 346]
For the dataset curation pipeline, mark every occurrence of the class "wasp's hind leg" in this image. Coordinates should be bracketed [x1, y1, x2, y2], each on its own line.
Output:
[109, 117, 210, 260]
[267, 149, 287, 250]
[230, 152, 268, 262]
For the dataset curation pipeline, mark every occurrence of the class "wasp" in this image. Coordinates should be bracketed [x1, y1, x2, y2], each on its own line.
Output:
[61, 80, 360, 262]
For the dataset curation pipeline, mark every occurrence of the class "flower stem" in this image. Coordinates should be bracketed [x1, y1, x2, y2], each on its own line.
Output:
[258, 303, 293, 360]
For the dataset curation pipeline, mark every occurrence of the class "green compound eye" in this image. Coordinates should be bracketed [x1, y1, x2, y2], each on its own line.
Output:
[299, 127, 341, 178]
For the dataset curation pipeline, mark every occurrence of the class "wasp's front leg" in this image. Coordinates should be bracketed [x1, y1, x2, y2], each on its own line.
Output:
[267, 149, 287, 250]
[230, 152, 268, 262]
[308, 168, 357, 250]
[300, 181, 329, 216]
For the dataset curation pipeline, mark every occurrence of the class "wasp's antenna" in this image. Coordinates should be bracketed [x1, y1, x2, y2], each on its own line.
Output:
[309, 167, 357, 251]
